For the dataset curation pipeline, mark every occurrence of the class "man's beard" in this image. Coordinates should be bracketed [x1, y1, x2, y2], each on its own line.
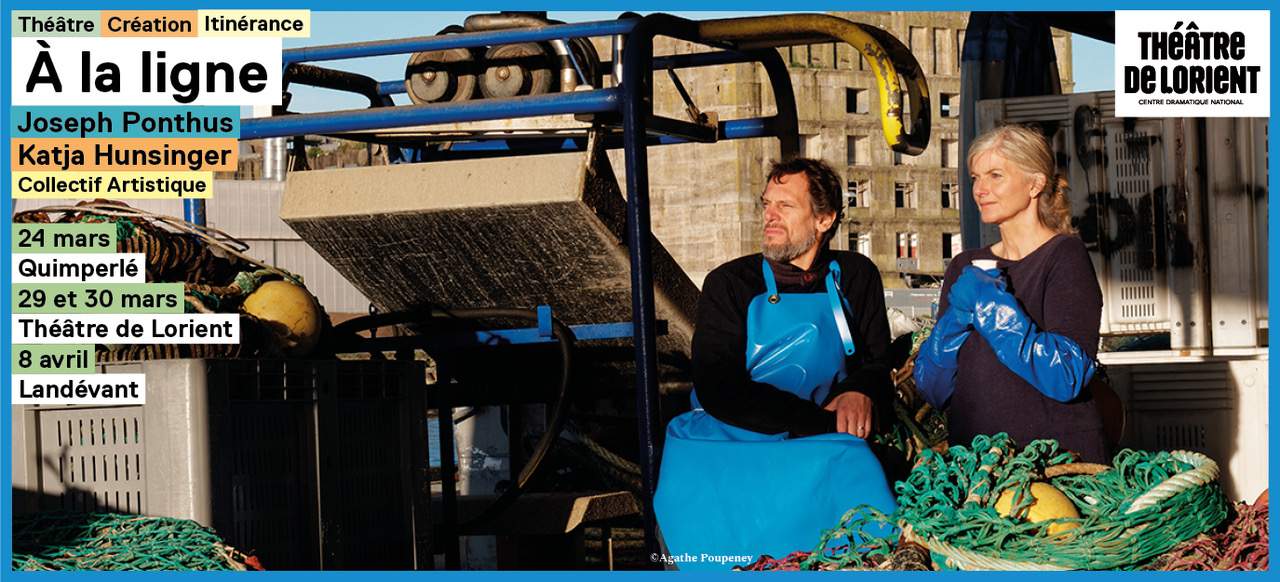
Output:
[762, 226, 817, 263]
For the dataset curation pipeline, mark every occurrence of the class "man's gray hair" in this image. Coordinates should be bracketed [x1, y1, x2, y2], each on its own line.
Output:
[766, 157, 844, 246]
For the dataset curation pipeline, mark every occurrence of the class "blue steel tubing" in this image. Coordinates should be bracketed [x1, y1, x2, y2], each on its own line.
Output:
[282, 19, 636, 67]
[653, 49, 758, 70]
[377, 51, 744, 92]
[721, 117, 770, 141]
[453, 117, 769, 148]
[237, 17, 801, 561]
[183, 199, 206, 226]
[284, 63, 388, 108]
[755, 48, 801, 158]
[621, 12, 708, 560]
[378, 80, 406, 96]
[239, 88, 621, 140]
[564, 40, 589, 85]
[650, 48, 797, 152]
[401, 118, 773, 163]
[355, 48, 782, 147]
[621, 22, 661, 560]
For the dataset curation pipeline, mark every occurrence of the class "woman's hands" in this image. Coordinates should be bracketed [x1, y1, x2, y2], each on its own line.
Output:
[947, 266, 1004, 314]
[912, 266, 998, 408]
[913, 307, 971, 407]
[946, 265, 1096, 402]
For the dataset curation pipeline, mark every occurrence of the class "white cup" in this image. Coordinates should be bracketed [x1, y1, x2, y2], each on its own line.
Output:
[971, 259, 999, 271]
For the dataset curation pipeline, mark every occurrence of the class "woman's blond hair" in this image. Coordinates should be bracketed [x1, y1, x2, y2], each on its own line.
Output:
[968, 124, 1074, 234]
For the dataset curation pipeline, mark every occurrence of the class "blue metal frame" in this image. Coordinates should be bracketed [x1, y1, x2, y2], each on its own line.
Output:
[440, 321, 639, 347]
[377, 80, 406, 97]
[242, 21, 799, 151]
[325, 117, 773, 164]
[281, 19, 636, 68]
[242, 89, 622, 139]
[225, 14, 803, 560]
[183, 198, 205, 226]
[370, 50, 750, 101]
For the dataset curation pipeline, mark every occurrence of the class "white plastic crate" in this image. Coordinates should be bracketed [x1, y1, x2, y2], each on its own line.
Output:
[976, 92, 1268, 350]
[1106, 356, 1268, 502]
[12, 358, 429, 570]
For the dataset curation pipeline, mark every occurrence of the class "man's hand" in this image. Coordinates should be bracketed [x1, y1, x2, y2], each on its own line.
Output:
[824, 392, 874, 438]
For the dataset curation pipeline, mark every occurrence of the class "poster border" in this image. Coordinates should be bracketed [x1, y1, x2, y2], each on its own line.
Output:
[2, 1, 1275, 577]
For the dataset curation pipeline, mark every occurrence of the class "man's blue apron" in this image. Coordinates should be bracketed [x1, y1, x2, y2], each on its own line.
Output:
[654, 259, 896, 570]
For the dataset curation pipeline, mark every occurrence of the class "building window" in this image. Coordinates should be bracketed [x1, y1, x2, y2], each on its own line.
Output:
[809, 43, 836, 69]
[940, 93, 958, 118]
[801, 134, 820, 158]
[836, 43, 853, 70]
[941, 181, 959, 209]
[941, 138, 959, 168]
[942, 232, 962, 259]
[788, 45, 809, 68]
[846, 179, 869, 208]
[846, 88, 869, 114]
[893, 151, 916, 167]
[894, 182, 917, 209]
[933, 28, 952, 74]
[956, 31, 966, 73]
[897, 232, 919, 258]
[908, 27, 927, 60]
[846, 135, 869, 166]
[849, 231, 872, 256]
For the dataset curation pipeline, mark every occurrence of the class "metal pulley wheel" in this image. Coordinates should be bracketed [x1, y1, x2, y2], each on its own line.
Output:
[480, 43, 554, 99]
[404, 25, 478, 104]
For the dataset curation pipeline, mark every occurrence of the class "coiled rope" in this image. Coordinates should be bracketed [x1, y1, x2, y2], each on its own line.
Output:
[12, 513, 262, 571]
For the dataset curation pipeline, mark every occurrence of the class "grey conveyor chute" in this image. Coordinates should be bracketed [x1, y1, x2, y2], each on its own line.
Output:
[280, 139, 700, 380]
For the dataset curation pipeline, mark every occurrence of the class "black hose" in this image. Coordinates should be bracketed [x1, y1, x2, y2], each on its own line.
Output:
[332, 307, 575, 532]
[454, 406, 481, 424]
[283, 63, 389, 108]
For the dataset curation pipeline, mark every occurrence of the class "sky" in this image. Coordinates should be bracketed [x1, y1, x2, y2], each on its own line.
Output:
[279, 11, 1117, 113]
[1071, 34, 1114, 93]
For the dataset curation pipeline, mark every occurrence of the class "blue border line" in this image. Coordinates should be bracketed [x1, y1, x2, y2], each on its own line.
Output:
[0, 2, 1277, 10]
[4, 1, 14, 574]
[1267, 7, 1277, 577]
[3, 2, 1276, 579]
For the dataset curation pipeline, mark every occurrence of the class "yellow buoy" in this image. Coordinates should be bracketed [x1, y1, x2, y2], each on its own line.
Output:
[241, 280, 323, 356]
[994, 482, 1081, 536]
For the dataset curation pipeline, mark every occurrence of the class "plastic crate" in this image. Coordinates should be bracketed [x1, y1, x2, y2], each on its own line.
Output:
[977, 92, 1268, 349]
[1106, 357, 1269, 503]
[11, 359, 429, 570]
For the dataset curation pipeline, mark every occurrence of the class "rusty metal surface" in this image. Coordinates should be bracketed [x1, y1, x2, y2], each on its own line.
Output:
[699, 13, 930, 154]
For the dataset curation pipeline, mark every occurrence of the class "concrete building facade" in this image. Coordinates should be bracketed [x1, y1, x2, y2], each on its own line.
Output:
[634, 11, 1073, 288]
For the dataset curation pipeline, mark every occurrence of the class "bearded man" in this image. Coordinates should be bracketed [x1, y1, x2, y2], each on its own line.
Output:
[652, 157, 898, 570]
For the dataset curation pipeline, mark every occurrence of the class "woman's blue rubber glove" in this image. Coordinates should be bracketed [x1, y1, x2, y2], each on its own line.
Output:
[912, 306, 972, 408]
[957, 266, 1097, 402]
[947, 264, 1000, 314]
